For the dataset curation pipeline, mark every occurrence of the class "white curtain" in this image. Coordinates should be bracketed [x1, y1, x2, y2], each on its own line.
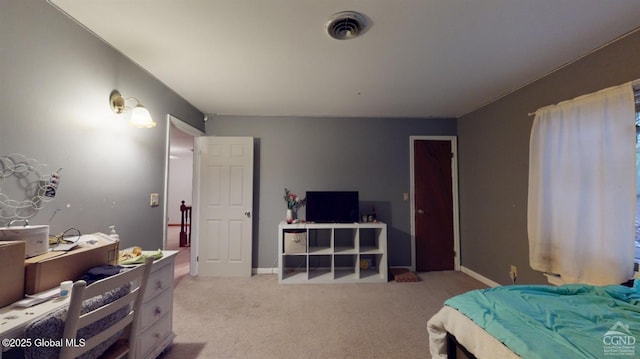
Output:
[528, 83, 636, 285]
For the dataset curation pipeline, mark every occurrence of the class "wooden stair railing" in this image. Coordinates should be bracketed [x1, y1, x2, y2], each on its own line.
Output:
[180, 200, 192, 247]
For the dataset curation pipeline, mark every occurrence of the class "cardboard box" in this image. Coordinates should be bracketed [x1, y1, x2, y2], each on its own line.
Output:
[24, 235, 118, 295]
[0, 241, 26, 307]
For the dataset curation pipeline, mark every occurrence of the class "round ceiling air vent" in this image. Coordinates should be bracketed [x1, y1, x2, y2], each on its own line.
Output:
[327, 11, 367, 40]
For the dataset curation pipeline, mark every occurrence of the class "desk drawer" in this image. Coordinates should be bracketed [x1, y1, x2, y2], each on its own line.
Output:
[140, 288, 173, 332]
[136, 312, 174, 359]
[144, 260, 173, 302]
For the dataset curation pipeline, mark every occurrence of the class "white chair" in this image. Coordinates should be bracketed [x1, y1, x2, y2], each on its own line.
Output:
[59, 257, 153, 359]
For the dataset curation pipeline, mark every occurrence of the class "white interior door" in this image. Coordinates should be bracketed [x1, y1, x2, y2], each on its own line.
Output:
[195, 136, 253, 277]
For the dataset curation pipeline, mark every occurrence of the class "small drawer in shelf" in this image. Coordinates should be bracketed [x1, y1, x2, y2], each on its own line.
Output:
[284, 231, 307, 254]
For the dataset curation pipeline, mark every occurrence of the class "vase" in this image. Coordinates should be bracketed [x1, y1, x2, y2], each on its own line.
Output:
[286, 209, 293, 222]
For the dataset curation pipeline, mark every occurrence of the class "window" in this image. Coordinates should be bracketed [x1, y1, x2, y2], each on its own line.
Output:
[529, 83, 635, 285]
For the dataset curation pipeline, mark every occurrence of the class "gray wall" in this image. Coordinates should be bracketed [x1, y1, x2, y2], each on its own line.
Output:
[10, 0, 636, 280]
[206, 116, 456, 268]
[458, 30, 640, 285]
[0, 1, 203, 249]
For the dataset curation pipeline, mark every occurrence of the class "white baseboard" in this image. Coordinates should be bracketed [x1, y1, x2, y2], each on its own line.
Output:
[460, 266, 501, 287]
[253, 268, 278, 275]
[255, 266, 502, 286]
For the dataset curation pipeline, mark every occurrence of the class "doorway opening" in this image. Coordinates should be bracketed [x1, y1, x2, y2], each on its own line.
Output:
[164, 114, 204, 282]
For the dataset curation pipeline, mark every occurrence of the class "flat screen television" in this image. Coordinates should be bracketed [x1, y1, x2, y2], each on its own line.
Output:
[305, 191, 359, 223]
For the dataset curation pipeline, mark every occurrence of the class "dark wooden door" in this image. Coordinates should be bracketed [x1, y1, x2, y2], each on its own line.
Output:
[414, 140, 454, 271]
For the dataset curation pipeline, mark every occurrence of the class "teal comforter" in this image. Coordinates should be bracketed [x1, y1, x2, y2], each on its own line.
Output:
[445, 283, 640, 358]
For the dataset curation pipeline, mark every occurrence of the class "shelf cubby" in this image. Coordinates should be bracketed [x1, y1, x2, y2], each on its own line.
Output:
[359, 226, 384, 253]
[334, 227, 356, 253]
[281, 255, 308, 281]
[308, 255, 332, 281]
[359, 253, 384, 280]
[334, 254, 357, 280]
[308, 228, 332, 254]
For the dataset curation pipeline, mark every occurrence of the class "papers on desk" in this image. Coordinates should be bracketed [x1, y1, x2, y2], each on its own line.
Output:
[50, 232, 118, 252]
[14, 287, 59, 307]
[51, 242, 78, 251]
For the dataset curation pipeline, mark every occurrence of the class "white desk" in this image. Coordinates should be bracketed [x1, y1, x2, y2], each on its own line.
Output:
[0, 250, 178, 359]
[0, 295, 70, 357]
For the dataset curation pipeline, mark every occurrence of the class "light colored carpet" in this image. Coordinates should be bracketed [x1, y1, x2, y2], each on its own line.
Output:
[159, 271, 486, 359]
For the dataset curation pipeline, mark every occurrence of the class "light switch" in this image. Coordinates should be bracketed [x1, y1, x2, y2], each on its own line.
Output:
[403, 192, 409, 201]
[150, 193, 159, 207]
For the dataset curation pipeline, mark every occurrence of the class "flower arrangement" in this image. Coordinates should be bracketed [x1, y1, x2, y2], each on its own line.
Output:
[283, 188, 305, 210]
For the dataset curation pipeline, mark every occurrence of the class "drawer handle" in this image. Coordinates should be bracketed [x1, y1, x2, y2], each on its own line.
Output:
[154, 306, 162, 316]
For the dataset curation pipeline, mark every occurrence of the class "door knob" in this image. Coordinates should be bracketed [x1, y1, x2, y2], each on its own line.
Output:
[244, 211, 251, 218]
[418, 209, 424, 214]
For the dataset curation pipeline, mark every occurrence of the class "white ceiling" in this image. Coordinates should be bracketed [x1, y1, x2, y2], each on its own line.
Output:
[49, 0, 640, 119]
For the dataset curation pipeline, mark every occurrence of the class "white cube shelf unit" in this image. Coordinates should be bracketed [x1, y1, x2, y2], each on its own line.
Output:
[278, 222, 388, 284]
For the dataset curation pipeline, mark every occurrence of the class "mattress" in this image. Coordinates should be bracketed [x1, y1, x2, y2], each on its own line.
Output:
[428, 305, 519, 359]
[428, 282, 640, 358]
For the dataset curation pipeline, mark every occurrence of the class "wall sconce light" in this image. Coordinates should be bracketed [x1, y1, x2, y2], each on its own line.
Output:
[109, 90, 156, 128]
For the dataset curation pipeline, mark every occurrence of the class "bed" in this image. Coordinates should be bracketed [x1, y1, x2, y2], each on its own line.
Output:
[427, 282, 640, 358]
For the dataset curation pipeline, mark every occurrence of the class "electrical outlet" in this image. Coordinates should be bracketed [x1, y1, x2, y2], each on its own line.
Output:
[510, 265, 517, 277]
